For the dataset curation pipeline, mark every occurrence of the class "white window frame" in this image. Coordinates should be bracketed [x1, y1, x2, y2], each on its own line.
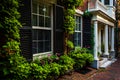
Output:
[74, 14, 83, 47]
[32, 1, 53, 55]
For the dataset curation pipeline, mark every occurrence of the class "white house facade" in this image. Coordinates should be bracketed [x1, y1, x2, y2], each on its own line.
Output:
[88, 0, 116, 68]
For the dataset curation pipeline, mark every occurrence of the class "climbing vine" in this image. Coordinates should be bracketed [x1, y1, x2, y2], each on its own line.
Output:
[58, 0, 83, 54]
[0, 0, 21, 57]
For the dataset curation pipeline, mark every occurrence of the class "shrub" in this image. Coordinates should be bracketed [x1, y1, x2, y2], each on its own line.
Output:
[73, 53, 86, 69]
[39, 54, 60, 65]
[58, 55, 75, 75]
[82, 53, 94, 66]
[30, 63, 50, 80]
[32, 58, 41, 66]
[48, 63, 61, 79]
[2, 53, 31, 80]
[69, 47, 94, 70]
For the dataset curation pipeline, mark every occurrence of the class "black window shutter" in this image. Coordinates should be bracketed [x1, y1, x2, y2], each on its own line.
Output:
[19, 0, 32, 26]
[53, 5, 64, 54]
[83, 16, 92, 49]
[20, 29, 32, 61]
[19, 0, 32, 61]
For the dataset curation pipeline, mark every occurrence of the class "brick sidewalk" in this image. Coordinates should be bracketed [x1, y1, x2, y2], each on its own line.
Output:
[88, 57, 120, 80]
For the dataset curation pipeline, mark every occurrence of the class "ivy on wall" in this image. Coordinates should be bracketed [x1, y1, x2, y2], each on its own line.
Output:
[58, 0, 83, 54]
[0, 0, 21, 57]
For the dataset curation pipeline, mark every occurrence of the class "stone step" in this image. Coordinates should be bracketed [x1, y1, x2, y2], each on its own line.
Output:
[100, 59, 117, 68]
[99, 58, 108, 66]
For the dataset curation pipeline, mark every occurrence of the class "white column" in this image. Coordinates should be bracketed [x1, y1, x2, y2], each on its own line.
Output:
[110, 0, 113, 6]
[104, 25, 109, 55]
[98, 27, 102, 54]
[94, 21, 99, 60]
[111, 27, 114, 51]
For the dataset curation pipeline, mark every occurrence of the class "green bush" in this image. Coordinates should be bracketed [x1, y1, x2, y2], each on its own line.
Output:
[82, 53, 94, 66]
[74, 46, 90, 54]
[1, 54, 31, 80]
[30, 63, 50, 80]
[69, 47, 94, 70]
[58, 55, 75, 75]
[73, 53, 86, 69]
[48, 63, 61, 79]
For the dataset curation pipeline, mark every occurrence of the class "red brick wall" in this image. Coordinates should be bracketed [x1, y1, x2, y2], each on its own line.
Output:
[77, 0, 88, 12]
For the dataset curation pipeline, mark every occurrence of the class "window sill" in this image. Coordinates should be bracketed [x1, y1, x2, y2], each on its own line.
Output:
[33, 51, 52, 60]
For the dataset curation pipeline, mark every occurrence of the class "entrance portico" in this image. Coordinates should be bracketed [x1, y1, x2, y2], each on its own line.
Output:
[92, 15, 115, 68]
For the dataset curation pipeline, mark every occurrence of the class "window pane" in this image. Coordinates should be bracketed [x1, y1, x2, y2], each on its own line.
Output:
[33, 29, 37, 40]
[78, 33, 81, 46]
[32, 15, 37, 26]
[32, 30, 51, 54]
[32, 42, 37, 54]
[75, 16, 81, 31]
[44, 30, 51, 40]
[76, 16, 79, 23]
[113, 0, 115, 6]
[38, 42, 43, 53]
[77, 23, 79, 31]
[32, 3, 37, 13]
[45, 5, 51, 16]
[45, 17, 51, 27]
[79, 23, 81, 31]
[74, 32, 81, 46]
[45, 41, 51, 51]
[74, 32, 78, 46]
[39, 4, 44, 15]
[38, 30, 43, 40]
[104, 0, 109, 5]
[39, 16, 44, 27]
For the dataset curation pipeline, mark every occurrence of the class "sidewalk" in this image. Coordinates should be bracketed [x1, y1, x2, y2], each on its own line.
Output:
[88, 56, 120, 80]
[58, 56, 120, 80]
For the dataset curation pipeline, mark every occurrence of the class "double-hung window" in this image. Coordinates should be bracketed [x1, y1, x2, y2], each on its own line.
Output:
[104, 0, 110, 5]
[74, 15, 82, 47]
[32, 1, 52, 54]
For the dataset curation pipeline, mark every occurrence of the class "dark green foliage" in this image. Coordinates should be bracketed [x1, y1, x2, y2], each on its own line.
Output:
[69, 47, 94, 70]
[0, 0, 21, 56]
[66, 40, 74, 49]
[61, 0, 83, 53]
[30, 63, 50, 80]
[9, 54, 30, 80]
[58, 55, 75, 75]
[0, 54, 30, 80]
[82, 53, 94, 66]
[48, 63, 61, 79]
[0, 52, 93, 80]
[83, 10, 93, 17]
[39, 54, 59, 65]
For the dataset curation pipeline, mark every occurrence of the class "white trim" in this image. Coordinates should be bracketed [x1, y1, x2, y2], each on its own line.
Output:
[51, 5, 53, 53]
[92, 15, 115, 27]
[75, 9, 83, 15]
[33, 51, 52, 57]
[32, 1, 53, 55]
[32, 26, 51, 30]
